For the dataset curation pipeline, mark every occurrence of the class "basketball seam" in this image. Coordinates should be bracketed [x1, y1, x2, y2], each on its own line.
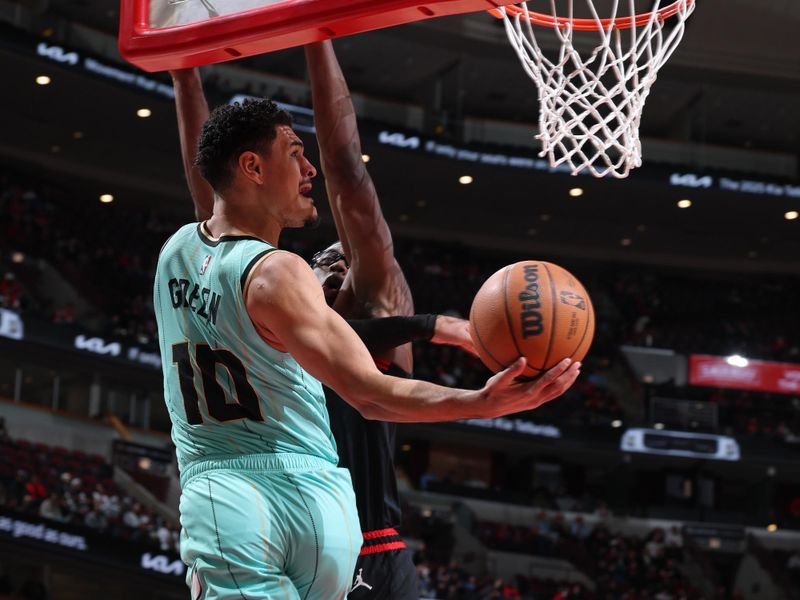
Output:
[539, 263, 558, 371]
[471, 313, 507, 372]
[569, 295, 594, 361]
[503, 265, 525, 361]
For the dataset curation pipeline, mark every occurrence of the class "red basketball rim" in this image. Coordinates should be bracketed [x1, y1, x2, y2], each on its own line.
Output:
[489, 0, 695, 31]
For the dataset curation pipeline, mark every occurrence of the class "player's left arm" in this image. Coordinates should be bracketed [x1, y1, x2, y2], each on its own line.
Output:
[305, 41, 412, 321]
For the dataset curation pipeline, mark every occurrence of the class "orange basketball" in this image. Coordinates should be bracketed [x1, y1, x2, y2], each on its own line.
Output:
[469, 261, 594, 378]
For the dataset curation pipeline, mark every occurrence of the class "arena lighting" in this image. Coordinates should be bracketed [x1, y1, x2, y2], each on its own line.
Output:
[136, 108, 152, 118]
[99, 194, 114, 203]
[785, 210, 799, 220]
[35, 75, 51, 85]
[458, 175, 473, 185]
[569, 187, 584, 197]
[726, 354, 749, 368]
[611, 420, 622, 428]
[361, 154, 370, 163]
[767, 524, 778, 532]
[677, 199, 692, 208]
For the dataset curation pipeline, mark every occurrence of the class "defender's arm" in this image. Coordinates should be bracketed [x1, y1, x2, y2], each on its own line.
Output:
[170, 68, 215, 221]
[305, 41, 410, 317]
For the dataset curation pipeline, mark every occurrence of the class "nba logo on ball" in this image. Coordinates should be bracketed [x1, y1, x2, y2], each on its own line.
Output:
[559, 291, 586, 310]
[470, 261, 595, 379]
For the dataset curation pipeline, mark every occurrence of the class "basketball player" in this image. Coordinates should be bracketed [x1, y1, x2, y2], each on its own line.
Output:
[164, 75, 580, 600]
[171, 63, 475, 598]
[305, 39, 446, 598]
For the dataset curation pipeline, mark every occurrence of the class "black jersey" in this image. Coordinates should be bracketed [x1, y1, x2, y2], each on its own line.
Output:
[325, 359, 408, 532]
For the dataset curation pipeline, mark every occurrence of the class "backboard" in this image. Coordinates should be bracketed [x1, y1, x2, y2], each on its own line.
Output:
[119, 0, 513, 72]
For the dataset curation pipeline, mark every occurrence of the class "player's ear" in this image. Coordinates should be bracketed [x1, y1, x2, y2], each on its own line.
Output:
[239, 151, 264, 184]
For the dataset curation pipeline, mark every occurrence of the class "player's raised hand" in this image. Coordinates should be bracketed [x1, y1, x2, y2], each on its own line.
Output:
[475, 357, 580, 418]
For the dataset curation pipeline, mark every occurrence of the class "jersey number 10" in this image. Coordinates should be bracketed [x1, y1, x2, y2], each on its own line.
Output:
[172, 342, 264, 424]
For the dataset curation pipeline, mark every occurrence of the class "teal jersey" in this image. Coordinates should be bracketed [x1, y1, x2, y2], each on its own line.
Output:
[153, 223, 338, 472]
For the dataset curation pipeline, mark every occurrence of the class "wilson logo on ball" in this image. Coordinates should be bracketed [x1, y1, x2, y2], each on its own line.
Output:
[518, 264, 544, 338]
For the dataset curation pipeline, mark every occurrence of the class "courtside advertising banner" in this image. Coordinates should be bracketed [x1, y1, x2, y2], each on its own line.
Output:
[689, 354, 800, 395]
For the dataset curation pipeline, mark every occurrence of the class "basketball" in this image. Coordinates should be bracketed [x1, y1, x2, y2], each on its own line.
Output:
[469, 261, 595, 378]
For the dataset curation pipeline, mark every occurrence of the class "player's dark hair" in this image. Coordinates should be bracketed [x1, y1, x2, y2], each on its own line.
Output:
[195, 99, 293, 193]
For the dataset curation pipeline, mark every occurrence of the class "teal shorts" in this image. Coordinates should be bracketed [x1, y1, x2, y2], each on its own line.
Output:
[179, 453, 362, 600]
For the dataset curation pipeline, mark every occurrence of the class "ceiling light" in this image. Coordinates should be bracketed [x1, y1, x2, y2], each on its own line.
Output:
[458, 175, 473, 185]
[785, 210, 799, 221]
[361, 154, 370, 163]
[50, 145, 61, 153]
[767, 524, 778, 532]
[526, 228, 537, 236]
[72, 131, 84, 140]
[621, 238, 632, 246]
[677, 199, 692, 209]
[416, 200, 426, 208]
[569, 187, 584, 197]
[726, 355, 748, 368]
[399, 214, 409, 222]
[99, 194, 114, 203]
[36, 75, 51, 86]
[654, 423, 665, 430]
[136, 108, 152, 118]
[611, 420, 622, 428]
[11, 252, 25, 264]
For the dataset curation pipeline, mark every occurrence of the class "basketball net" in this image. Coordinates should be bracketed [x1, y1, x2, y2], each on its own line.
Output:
[494, 1, 696, 178]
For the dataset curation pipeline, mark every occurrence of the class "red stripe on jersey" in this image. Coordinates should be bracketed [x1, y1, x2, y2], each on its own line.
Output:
[359, 541, 406, 556]
[363, 527, 399, 540]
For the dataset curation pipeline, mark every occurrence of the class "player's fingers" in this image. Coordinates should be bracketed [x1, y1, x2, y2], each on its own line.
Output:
[493, 357, 528, 387]
[530, 358, 572, 391]
[539, 362, 581, 399]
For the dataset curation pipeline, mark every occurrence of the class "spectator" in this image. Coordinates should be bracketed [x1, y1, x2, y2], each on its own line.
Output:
[38, 494, 64, 522]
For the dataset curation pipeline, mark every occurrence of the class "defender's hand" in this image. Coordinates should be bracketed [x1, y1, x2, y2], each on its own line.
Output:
[475, 358, 580, 419]
[431, 316, 478, 357]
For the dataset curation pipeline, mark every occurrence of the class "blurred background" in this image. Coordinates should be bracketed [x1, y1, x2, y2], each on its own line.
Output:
[0, 0, 799, 598]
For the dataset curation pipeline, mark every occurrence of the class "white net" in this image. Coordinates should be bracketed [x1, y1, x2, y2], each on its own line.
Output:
[497, 0, 696, 178]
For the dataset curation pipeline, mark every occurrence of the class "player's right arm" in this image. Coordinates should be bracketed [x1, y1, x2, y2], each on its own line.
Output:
[245, 251, 580, 422]
[170, 68, 215, 221]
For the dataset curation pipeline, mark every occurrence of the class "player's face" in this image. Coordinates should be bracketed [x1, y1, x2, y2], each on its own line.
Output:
[260, 126, 318, 228]
[311, 242, 349, 306]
